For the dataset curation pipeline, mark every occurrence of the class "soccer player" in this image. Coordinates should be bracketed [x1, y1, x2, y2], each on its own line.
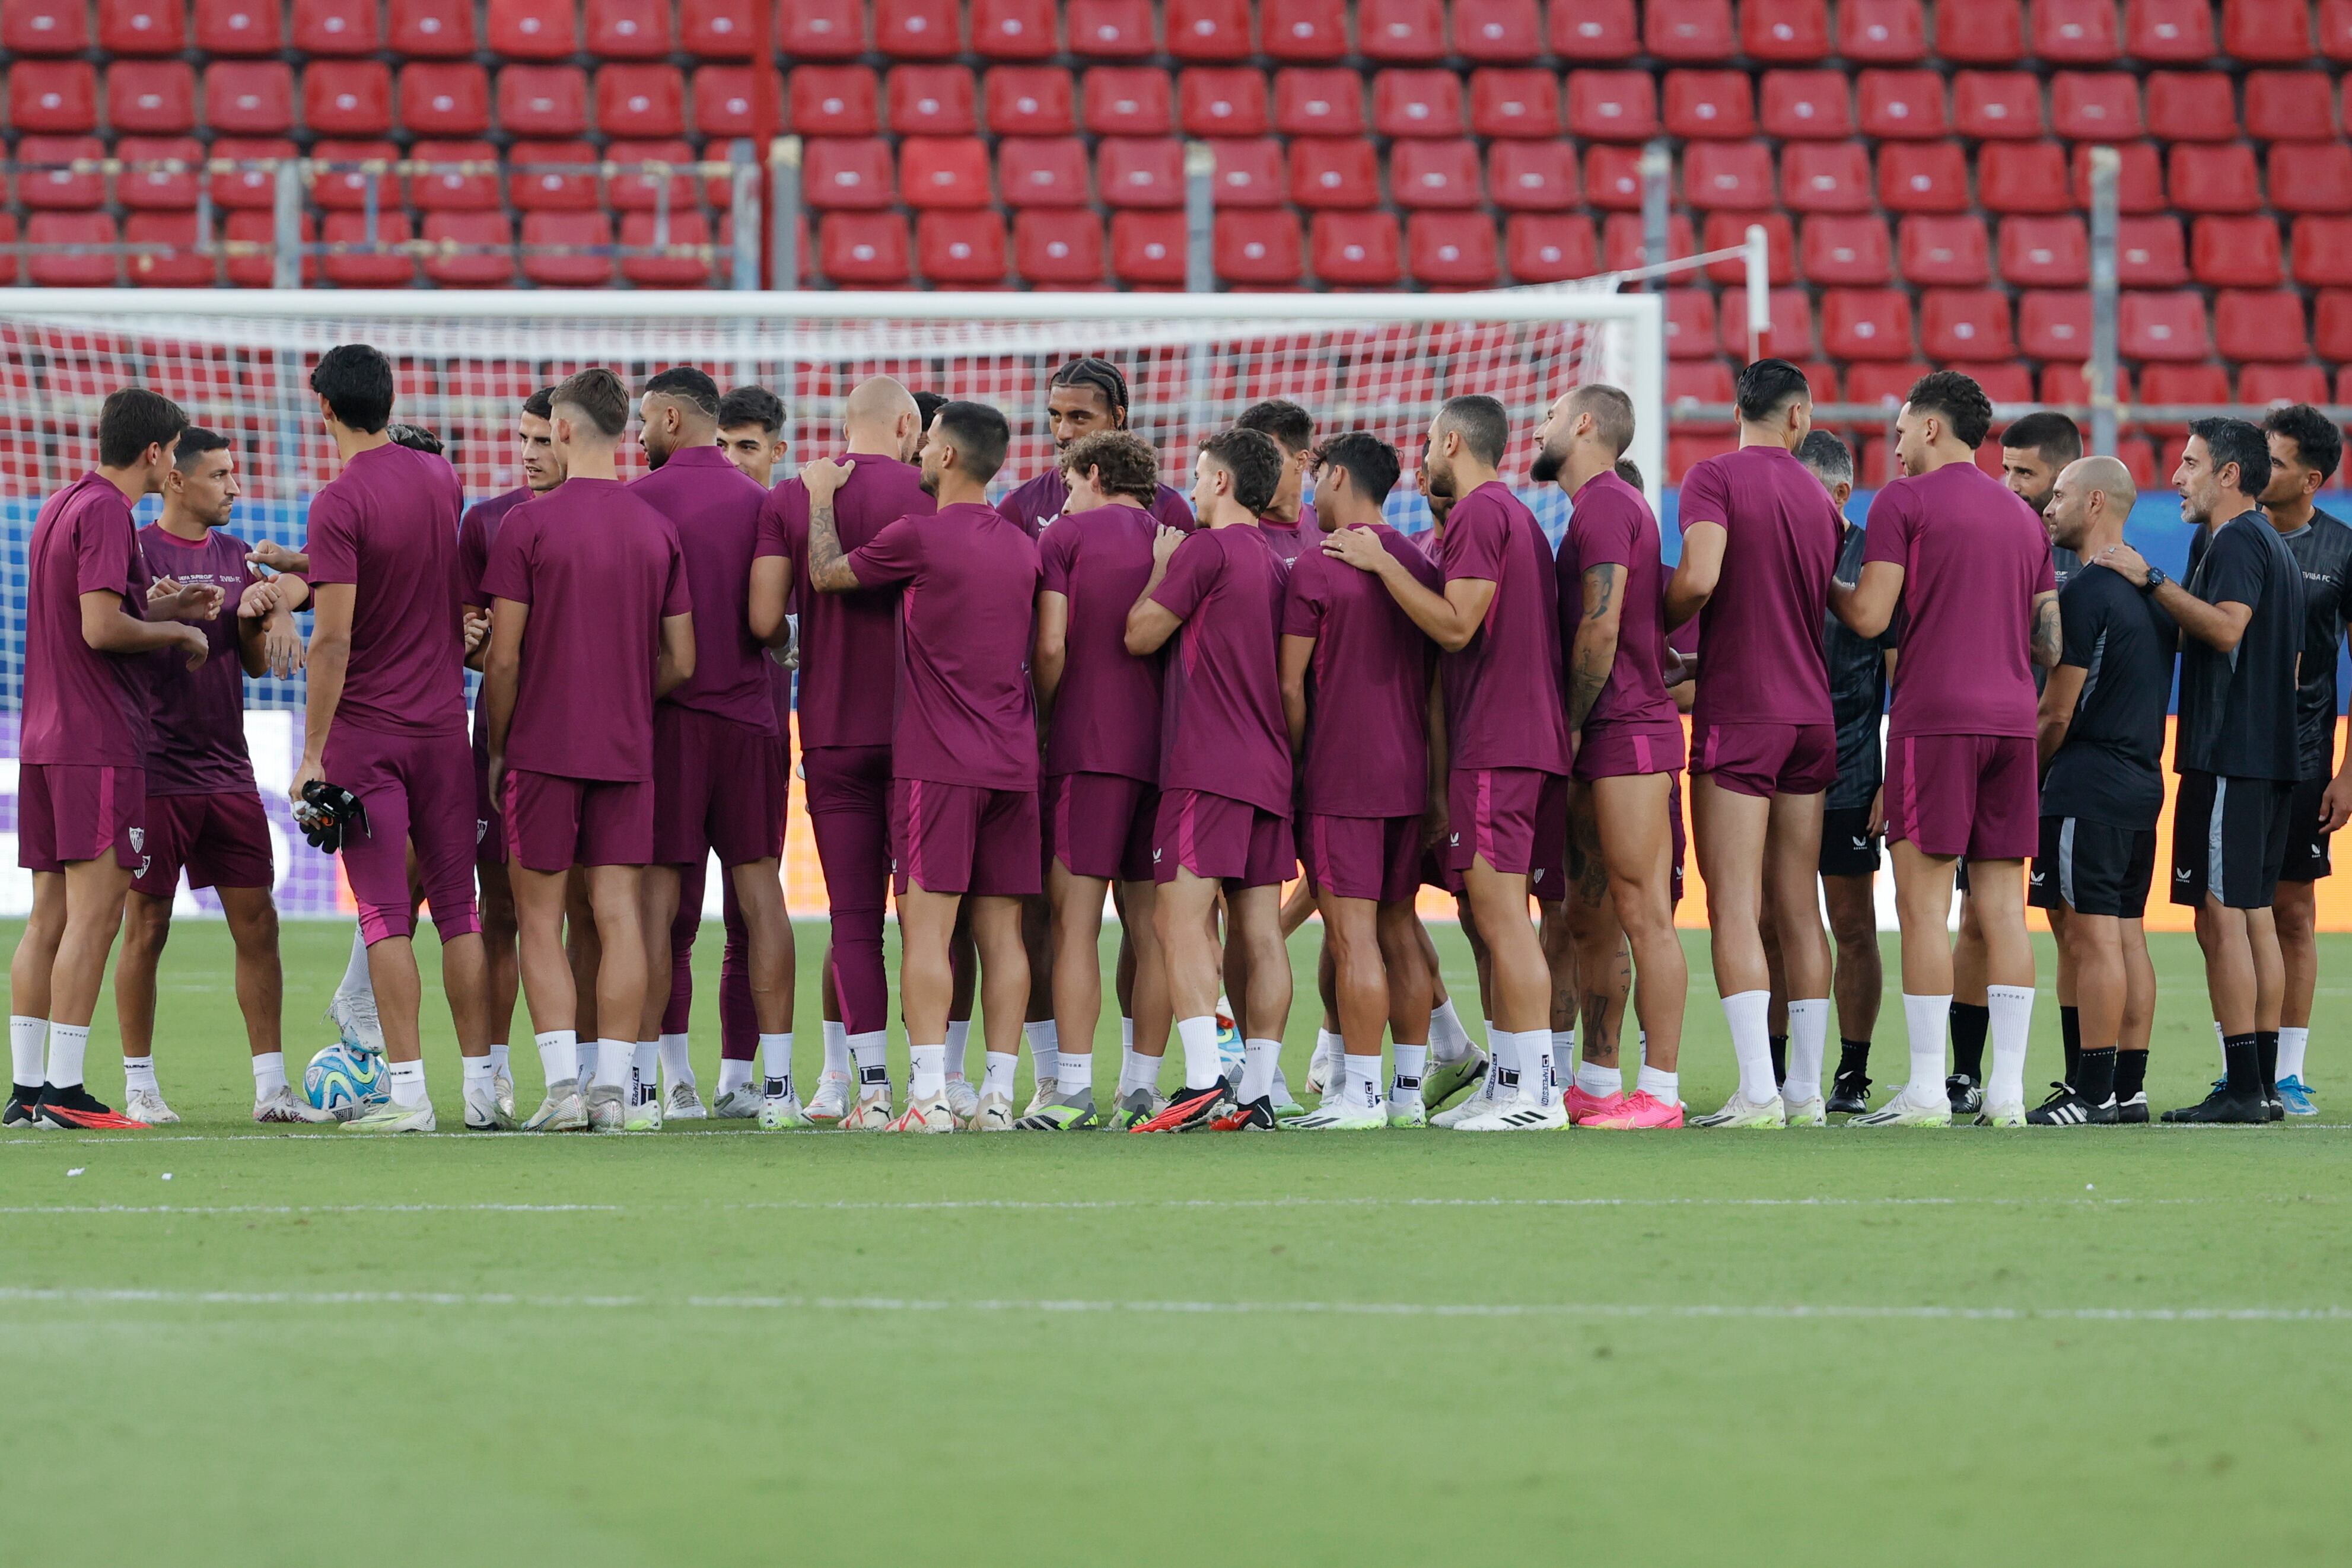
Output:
[762, 376, 931, 1127]
[2258, 404, 2351, 1115]
[1026, 430, 1176, 1129]
[275, 345, 495, 1132]
[2102, 419, 2306, 1123]
[108, 427, 324, 1124]
[1831, 371, 2060, 1127]
[717, 385, 788, 484]
[7, 390, 206, 1130]
[1538, 385, 1688, 1129]
[1236, 398, 1317, 565]
[1120, 428, 1294, 1132]
[800, 400, 1042, 1133]
[1667, 359, 1841, 1129]
[2027, 457, 2170, 1125]
[996, 358, 1195, 534]
[628, 368, 798, 1131]
[1280, 432, 1439, 1129]
[482, 367, 696, 1133]
[1328, 396, 1571, 1130]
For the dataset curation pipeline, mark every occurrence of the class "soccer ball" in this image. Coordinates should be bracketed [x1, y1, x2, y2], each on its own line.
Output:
[304, 1042, 389, 1121]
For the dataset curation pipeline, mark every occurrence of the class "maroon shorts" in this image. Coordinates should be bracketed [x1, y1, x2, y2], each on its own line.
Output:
[502, 770, 655, 873]
[1885, 733, 2039, 861]
[1420, 847, 1463, 895]
[472, 727, 504, 866]
[323, 724, 479, 944]
[1444, 766, 1564, 878]
[1045, 771, 1157, 884]
[652, 706, 785, 868]
[1573, 721, 1686, 783]
[131, 791, 273, 897]
[890, 777, 1042, 897]
[17, 763, 145, 873]
[1153, 788, 1295, 888]
[1692, 721, 1837, 798]
[1300, 812, 1422, 903]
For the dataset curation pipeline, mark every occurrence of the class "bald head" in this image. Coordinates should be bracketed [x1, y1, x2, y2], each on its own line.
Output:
[845, 376, 921, 460]
[2045, 454, 2137, 556]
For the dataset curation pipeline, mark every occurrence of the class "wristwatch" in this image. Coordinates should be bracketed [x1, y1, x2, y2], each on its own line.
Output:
[2139, 565, 2168, 596]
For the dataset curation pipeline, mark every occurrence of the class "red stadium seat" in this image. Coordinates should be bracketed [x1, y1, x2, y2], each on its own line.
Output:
[497, 65, 587, 137]
[1759, 71, 1855, 138]
[1096, 136, 1182, 206]
[1981, 142, 2074, 215]
[206, 136, 291, 208]
[1469, 69, 1562, 138]
[2050, 72, 2143, 138]
[220, 206, 310, 286]
[1857, 70, 1947, 138]
[1312, 211, 1402, 285]
[607, 139, 700, 213]
[1083, 67, 1173, 134]
[2243, 72, 2335, 141]
[1373, 69, 1465, 136]
[1879, 142, 1969, 212]
[27, 211, 122, 286]
[1274, 69, 1364, 135]
[2240, 362, 2331, 406]
[2311, 289, 2352, 358]
[4, 0, 90, 52]
[2223, 0, 2315, 62]
[1838, 0, 1927, 62]
[972, 0, 1056, 58]
[900, 136, 992, 208]
[518, 211, 614, 286]
[2115, 215, 2188, 285]
[820, 211, 911, 283]
[1820, 289, 1915, 359]
[793, 66, 880, 135]
[9, 61, 98, 133]
[1801, 215, 1893, 284]
[1013, 209, 1103, 282]
[2169, 144, 2263, 214]
[1455, 0, 1542, 61]
[1215, 209, 1305, 283]
[1743, 0, 1830, 60]
[1202, 136, 1282, 204]
[409, 139, 501, 211]
[690, 65, 762, 136]
[2039, 362, 2134, 406]
[304, 62, 393, 136]
[597, 65, 688, 137]
[396, 63, 487, 137]
[998, 135, 1090, 205]
[2124, 0, 2214, 60]
[508, 139, 600, 211]
[1683, 142, 1772, 209]
[1782, 142, 1873, 212]
[587, 0, 674, 58]
[1701, 211, 1793, 282]
[2272, 143, 2352, 213]
[1488, 140, 1578, 210]
[1662, 288, 1718, 356]
[1898, 215, 1991, 285]
[1259, 0, 1344, 59]
[1645, 0, 1734, 60]
[1068, 0, 1153, 56]
[1952, 71, 2044, 138]
[681, 0, 756, 57]
[1389, 139, 1482, 208]
[2325, 0, 2352, 59]
[1663, 70, 1755, 139]
[986, 66, 1075, 134]
[1953, 364, 2032, 403]
[108, 61, 196, 135]
[1934, 0, 2022, 63]
[801, 138, 893, 208]
[1107, 209, 1184, 281]
[1361, 0, 1446, 60]
[293, 0, 377, 52]
[622, 208, 715, 286]
[875, 0, 960, 58]
[125, 211, 214, 286]
[1550, 0, 1637, 59]
[116, 136, 202, 209]
[1602, 209, 1694, 270]
[1289, 138, 1382, 208]
[2035, 0, 2121, 62]
[197, 0, 282, 54]
[321, 208, 417, 287]
[1998, 215, 2090, 285]
[782, 0, 865, 57]
[99, 0, 186, 54]
[1408, 214, 1501, 288]
[422, 211, 515, 287]
[2214, 288, 2305, 358]
[2144, 73, 2238, 141]
[2077, 141, 2166, 212]
[308, 139, 398, 212]
[1919, 289, 2014, 359]
[14, 136, 107, 210]
[2017, 290, 2093, 357]
[2119, 291, 2211, 359]
[2293, 217, 2352, 283]
[887, 66, 977, 133]
[2139, 364, 2230, 427]
[1585, 143, 1646, 208]
[392, 0, 477, 56]
[1567, 72, 1660, 139]
[916, 209, 1007, 282]
[2192, 215, 2286, 288]
[1504, 213, 1598, 281]
[1165, 0, 1252, 60]
[1720, 286, 1814, 359]
[1179, 69, 1268, 135]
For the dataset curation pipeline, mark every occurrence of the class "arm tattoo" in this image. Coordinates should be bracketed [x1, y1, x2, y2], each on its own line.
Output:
[1566, 563, 1619, 735]
[808, 496, 857, 592]
[2029, 592, 2061, 670]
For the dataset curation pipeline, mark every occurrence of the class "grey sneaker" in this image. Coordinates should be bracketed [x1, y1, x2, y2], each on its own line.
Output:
[712, 1085, 764, 1119]
[463, 1081, 517, 1130]
[943, 1075, 981, 1122]
[1105, 1085, 1167, 1130]
[585, 1082, 628, 1131]
[664, 1081, 708, 1121]
[523, 1078, 587, 1132]
[345, 1098, 435, 1133]
[253, 1084, 335, 1124]
[326, 991, 386, 1057]
[493, 1065, 515, 1120]
[1015, 1086, 1101, 1130]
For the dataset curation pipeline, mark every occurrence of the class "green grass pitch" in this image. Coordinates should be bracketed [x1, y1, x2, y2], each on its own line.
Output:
[2, 916, 2347, 1567]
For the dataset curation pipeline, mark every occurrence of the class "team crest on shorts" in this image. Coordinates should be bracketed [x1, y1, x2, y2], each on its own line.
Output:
[476, 818, 489, 844]
[128, 827, 145, 852]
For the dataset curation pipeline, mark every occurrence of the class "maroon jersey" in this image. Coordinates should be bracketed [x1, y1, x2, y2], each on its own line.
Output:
[457, 486, 530, 610]
[301, 441, 469, 738]
[1150, 525, 1291, 815]
[138, 523, 261, 794]
[631, 445, 778, 734]
[1437, 480, 1572, 775]
[1676, 444, 1841, 729]
[1284, 521, 1440, 818]
[998, 469, 1193, 538]
[1037, 502, 1165, 784]
[1561, 470, 1682, 744]
[22, 473, 153, 767]
[1258, 502, 1316, 565]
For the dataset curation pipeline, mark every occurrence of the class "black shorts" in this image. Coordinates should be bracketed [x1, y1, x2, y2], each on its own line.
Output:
[2170, 771, 2294, 910]
[1820, 802, 1881, 878]
[2031, 815, 2157, 919]
[2280, 775, 2334, 883]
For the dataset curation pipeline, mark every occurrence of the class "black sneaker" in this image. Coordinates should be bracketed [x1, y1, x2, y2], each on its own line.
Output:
[2026, 1083, 2117, 1126]
[2161, 1086, 2269, 1124]
[33, 1082, 149, 1130]
[1126, 1081, 1233, 1133]
[2115, 1091, 2150, 1125]
[1826, 1069, 1871, 1115]
[2267, 1094, 2285, 1123]
[2, 1084, 41, 1128]
[1945, 1073, 1983, 1116]
[1210, 1095, 1282, 1132]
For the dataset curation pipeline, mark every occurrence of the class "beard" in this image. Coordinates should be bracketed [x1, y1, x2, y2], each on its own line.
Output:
[1529, 440, 1568, 485]
[1425, 463, 1457, 499]
[918, 468, 940, 497]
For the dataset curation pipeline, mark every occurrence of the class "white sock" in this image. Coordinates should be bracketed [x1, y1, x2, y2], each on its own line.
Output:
[1986, 983, 2033, 1107]
[1487, 1028, 1518, 1098]
[10, 1015, 45, 1086]
[251, 1050, 288, 1097]
[595, 1039, 631, 1090]
[1058, 1049, 1093, 1096]
[1119, 1046, 1160, 1098]
[44, 1021, 88, 1088]
[1721, 990, 1775, 1102]
[463, 1056, 494, 1090]
[1024, 1019, 1059, 1089]
[717, 1058, 754, 1096]
[2214, 1019, 2226, 1068]
[821, 1019, 849, 1080]
[2278, 1025, 2310, 1083]
[1510, 1030, 1552, 1102]
[1240, 1037, 1282, 1102]
[536, 1029, 578, 1086]
[1390, 1041, 1428, 1104]
[759, 1034, 793, 1095]
[1576, 1059, 1622, 1098]
[632, 1040, 659, 1098]
[122, 1056, 157, 1096]
[1902, 994, 1952, 1101]
[387, 1057, 427, 1107]
[982, 1050, 1017, 1100]
[1344, 1052, 1381, 1110]
[909, 1043, 946, 1101]
[1784, 997, 1829, 1104]
[1637, 1063, 1679, 1101]
[945, 1019, 972, 1080]
[1549, 1030, 1573, 1092]
[1271, 1062, 1294, 1101]
[849, 1030, 889, 1095]
[1428, 999, 1471, 1062]
[489, 1041, 510, 1076]
[576, 1037, 599, 1084]
[337, 923, 373, 1002]
[658, 1032, 695, 1090]
[1176, 1015, 1222, 1091]
[1120, 1016, 1135, 1051]
[1313, 1028, 1341, 1073]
